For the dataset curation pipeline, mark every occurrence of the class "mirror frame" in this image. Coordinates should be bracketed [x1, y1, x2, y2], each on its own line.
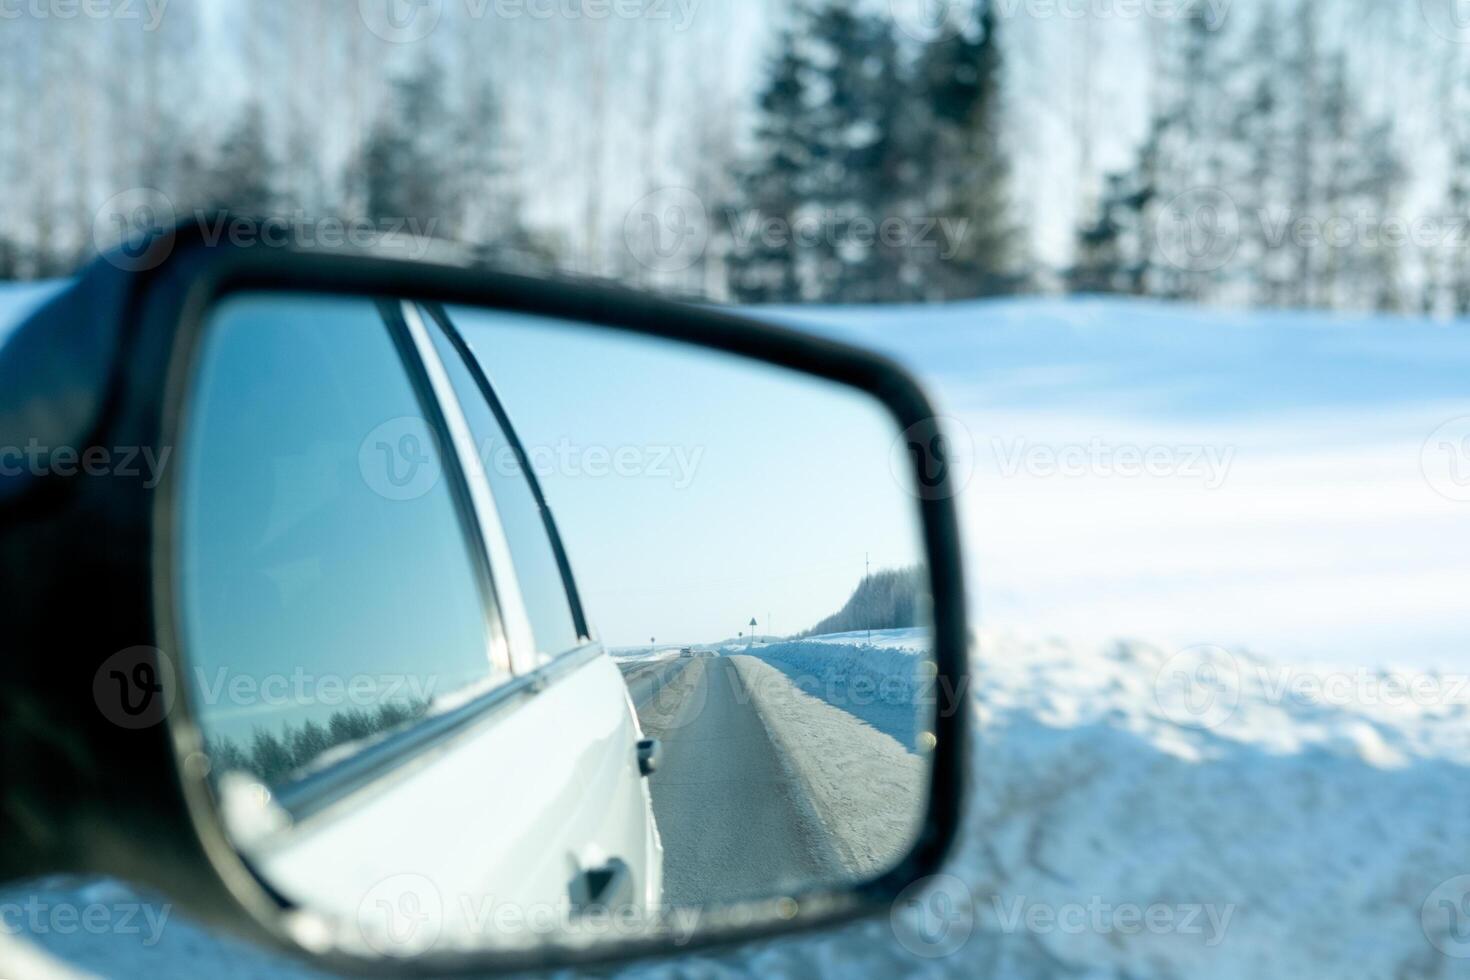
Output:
[0, 220, 969, 976]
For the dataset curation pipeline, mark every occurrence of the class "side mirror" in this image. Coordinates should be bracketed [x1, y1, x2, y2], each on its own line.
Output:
[0, 222, 968, 975]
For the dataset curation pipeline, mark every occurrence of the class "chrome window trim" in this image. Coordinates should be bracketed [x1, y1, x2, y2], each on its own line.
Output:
[222, 299, 599, 832]
[401, 299, 538, 675]
[266, 641, 606, 831]
[424, 302, 595, 648]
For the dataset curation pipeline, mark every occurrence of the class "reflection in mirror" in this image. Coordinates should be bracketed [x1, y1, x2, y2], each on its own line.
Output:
[174, 292, 937, 955]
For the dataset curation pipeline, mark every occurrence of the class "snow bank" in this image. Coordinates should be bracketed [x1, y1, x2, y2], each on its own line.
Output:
[610, 646, 681, 662]
[941, 631, 1470, 979]
[798, 627, 933, 654]
[741, 629, 931, 750]
[610, 632, 1470, 979]
[728, 655, 926, 880]
[6, 632, 1468, 978]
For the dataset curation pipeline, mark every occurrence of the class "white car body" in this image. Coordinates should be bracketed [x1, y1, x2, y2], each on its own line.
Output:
[246, 649, 663, 950]
[170, 295, 665, 950]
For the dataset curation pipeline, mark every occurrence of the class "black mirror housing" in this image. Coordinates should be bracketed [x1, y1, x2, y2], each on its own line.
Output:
[0, 217, 969, 976]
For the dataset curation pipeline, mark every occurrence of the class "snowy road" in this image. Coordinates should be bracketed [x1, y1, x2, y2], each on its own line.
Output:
[626, 654, 845, 906]
[618, 653, 693, 708]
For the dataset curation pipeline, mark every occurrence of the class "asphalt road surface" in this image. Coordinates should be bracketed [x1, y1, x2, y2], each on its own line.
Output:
[623, 653, 844, 906]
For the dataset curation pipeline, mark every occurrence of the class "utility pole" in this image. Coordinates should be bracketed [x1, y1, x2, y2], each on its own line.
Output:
[865, 553, 871, 643]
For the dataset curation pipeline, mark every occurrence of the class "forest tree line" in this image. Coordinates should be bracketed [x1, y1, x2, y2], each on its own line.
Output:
[798, 566, 928, 638]
[1, 0, 1465, 314]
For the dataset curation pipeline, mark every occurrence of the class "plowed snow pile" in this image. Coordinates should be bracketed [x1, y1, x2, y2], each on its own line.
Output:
[4, 631, 1468, 978]
[649, 629, 1470, 979]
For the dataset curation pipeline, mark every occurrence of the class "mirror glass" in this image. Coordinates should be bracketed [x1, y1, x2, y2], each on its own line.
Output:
[171, 291, 939, 956]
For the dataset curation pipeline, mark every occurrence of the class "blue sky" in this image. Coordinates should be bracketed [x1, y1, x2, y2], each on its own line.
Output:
[451, 306, 929, 647]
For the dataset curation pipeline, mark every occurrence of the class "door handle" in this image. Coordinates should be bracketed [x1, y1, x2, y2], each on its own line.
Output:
[569, 857, 633, 914]
[636, 737, 661, 777]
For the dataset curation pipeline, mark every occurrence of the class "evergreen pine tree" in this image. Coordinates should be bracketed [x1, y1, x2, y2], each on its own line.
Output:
[806, 5, 913, 301]
[914, 2, 1020, 298]
[209, 102, 277, 217]
[725, 28, 817, 303]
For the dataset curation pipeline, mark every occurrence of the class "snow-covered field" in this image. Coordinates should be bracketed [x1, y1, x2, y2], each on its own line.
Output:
[774, 297, 1470, 669]
[5, 295, 1470, 977]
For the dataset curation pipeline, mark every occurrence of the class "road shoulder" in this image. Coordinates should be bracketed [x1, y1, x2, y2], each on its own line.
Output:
[727, 655, 927, 880]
